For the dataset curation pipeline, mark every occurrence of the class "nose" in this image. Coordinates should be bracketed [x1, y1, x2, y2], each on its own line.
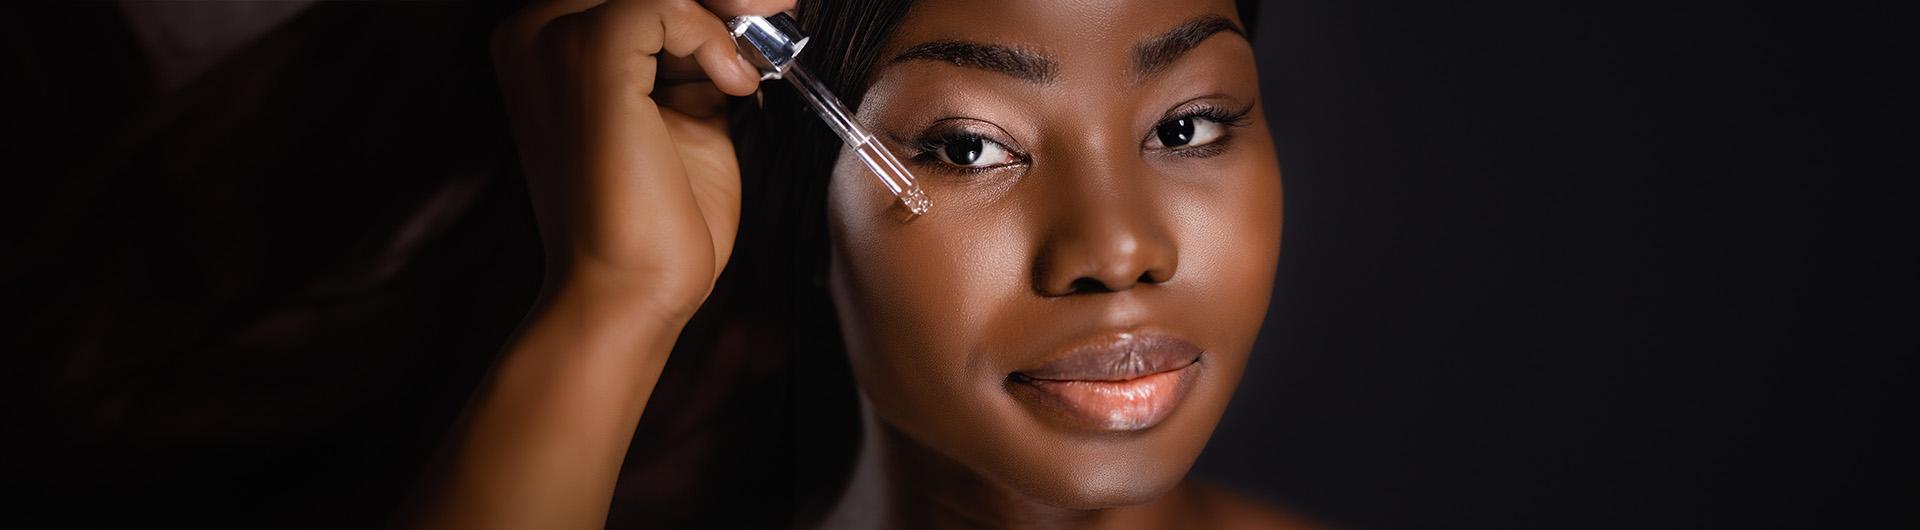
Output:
[1031, 166, 1179, 297]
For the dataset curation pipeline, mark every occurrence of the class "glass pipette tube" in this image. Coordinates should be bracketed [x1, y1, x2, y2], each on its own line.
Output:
[729, 14, 931, 216]
[782, 64, 931, 215]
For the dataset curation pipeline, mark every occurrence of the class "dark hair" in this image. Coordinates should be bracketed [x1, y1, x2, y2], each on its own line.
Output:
[679, 0, 928, 524]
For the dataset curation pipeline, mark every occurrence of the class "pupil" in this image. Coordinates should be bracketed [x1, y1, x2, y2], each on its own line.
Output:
[1157, 118, 1195, 147]
[944, 138, 984, 165]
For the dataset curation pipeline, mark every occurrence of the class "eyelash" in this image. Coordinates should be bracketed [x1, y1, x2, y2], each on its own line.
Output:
[905, 100, 1256, 175]
[1155, 103, 1255, 158]
[910, 129, 1027, 176]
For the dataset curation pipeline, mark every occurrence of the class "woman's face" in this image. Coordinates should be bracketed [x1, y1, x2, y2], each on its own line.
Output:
[825, 0, 1281, 509]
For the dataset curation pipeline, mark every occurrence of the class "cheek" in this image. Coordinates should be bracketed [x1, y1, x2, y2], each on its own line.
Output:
[824, 155, 1028, 429]
[1189, 158, 1281, 307]
[1154, 141, 1285, 388]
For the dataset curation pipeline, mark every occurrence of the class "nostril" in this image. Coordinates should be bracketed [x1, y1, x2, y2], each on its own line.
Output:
[1067, 277, 1113, 294]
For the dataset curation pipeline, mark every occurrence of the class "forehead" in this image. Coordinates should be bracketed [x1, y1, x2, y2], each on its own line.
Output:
[876, 0, 1245, 71]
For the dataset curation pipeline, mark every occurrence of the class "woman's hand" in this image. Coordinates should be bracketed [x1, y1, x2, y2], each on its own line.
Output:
[410, 2, 791, 529]
[493, 0, 791, 324]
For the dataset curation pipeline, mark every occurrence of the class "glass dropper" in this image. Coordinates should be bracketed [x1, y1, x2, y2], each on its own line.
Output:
[728, 13, 931, 217]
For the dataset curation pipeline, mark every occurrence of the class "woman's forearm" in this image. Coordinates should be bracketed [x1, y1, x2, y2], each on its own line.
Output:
[422, 0, 786, 524]
[412, 275, 691, 530]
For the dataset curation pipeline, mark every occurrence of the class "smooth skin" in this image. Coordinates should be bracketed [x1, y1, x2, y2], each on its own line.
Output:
[820, 1, 1296, 528]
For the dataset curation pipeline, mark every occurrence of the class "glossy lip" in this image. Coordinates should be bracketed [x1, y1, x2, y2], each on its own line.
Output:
[1007, 331, 1206, 432]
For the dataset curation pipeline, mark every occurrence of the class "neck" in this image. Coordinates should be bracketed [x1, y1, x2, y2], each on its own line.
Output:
[819, 401, 1204, 530]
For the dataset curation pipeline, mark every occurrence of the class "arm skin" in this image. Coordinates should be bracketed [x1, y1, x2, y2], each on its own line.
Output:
[406, 0, 794, 528]
[411, 273, 688, 530]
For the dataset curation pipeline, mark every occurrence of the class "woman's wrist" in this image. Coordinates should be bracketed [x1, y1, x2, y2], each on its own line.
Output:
[498, 266, 698, 415]
[417, 263, 696, 530]
[541, 262, 714, 330]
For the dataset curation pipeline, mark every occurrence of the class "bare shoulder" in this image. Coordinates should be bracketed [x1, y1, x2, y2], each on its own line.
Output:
[1189, 481, 1334, 530]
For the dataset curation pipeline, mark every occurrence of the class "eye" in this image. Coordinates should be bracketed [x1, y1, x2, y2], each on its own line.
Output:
[933, 136, 1016, 168]
[1147, 116, 1227, 149]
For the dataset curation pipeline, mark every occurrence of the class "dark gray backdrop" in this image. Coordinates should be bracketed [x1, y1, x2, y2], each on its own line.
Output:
[1193, 1, 1902, 528]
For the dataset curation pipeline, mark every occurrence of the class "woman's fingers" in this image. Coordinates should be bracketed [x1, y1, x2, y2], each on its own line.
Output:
[552, 1, 746, 295]
[492, 0, 756, 297]
[697, 0, 796, 19]
[578, 0, 758, 97]
[655, 0, 797, 92]
[500, 0, 783, 95]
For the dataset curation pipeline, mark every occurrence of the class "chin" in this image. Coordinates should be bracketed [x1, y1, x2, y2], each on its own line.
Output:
[1020, 462, 1194, 510]
[970, 397, 1225, 511]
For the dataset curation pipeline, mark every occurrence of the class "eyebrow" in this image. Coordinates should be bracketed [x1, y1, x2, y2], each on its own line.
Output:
[885, 15, 1247, 85]
[1132, 15, 1246, 79]
[891, 40, 1059, 83]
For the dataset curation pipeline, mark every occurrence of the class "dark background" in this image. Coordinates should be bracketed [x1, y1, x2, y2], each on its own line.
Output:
[1195, 1, 1906, 528]
[3, 1, 1905, 529]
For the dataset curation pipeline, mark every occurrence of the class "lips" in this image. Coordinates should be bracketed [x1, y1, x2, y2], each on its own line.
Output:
[1007, 331, 1205, 432]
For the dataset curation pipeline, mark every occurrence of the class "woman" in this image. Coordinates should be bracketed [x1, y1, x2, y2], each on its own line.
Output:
[414, 0, 1297, 527]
